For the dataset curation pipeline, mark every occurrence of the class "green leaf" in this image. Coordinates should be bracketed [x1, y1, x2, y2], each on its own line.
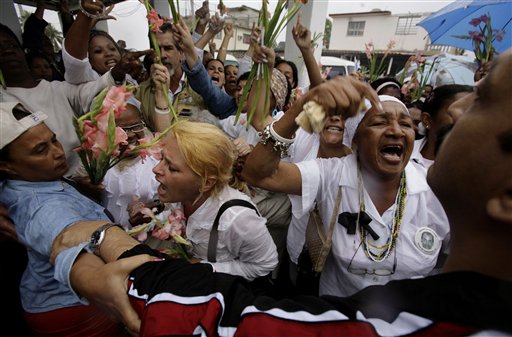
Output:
[234, 65, 258, 124]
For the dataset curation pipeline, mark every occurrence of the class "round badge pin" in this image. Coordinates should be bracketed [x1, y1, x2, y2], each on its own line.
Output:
[414, 227, 440, 254]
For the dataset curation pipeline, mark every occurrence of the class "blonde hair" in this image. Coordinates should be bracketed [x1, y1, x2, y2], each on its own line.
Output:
[172, 121, 235, 199]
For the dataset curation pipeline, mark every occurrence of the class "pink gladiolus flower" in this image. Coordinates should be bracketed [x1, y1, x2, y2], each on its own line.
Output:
[168, 208, 186, 225]
[147, 8, 164, 33]
[469, 17, 481, 27]
[494, 29, 505, 42]
[102, 86, 132, 117]
[469, 31, 484, 43]
[479, 15, 489, 24]
[140, 207, 156, 219]
[386, 39, 396, 50]
[136, 231, 148, 242]
[137, 136, 163, 162]
[152, 225, 171, 240]
[95, 110, 110, 132]
[365, 43, 372, 60]
[112, 127, 128, 157]
[83, 124, 108, 160]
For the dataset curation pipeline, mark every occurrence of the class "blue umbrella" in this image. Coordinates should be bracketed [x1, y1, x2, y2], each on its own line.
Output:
[418, 0, 512, 53]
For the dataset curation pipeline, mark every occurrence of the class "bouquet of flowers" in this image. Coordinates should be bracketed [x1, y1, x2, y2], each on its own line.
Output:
[127, 203, 191, 260]
[141, 0, 180, 121]
[363, 39, 396, 83]
[400, 53, 438, 102]
[454, 14, 505, 66]
[74, 85, 170, 185]
[235, 0, 304, 125]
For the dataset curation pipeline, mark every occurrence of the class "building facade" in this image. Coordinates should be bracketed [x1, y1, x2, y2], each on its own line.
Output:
[329, 10, 433, 53]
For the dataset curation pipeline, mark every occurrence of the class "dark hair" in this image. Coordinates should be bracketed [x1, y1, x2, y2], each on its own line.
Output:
[0, 23, 22, 48]
[423, 84, 473, 119]
[26, 51, 52, 67]
[159, 22, 174, 34]
[205, 58, 224, 69]
[275, 58, 298, 89]
[89, 30, 122, 55]
[406, 100, 424, 110]
[237, 71, 250, 84]
[225, 64, 237, 72]
[370, 77, 402, 94]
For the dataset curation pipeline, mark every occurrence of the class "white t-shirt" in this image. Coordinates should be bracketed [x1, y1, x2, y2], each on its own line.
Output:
[289, 154, 450, 297]
[1, 72, 114, 174]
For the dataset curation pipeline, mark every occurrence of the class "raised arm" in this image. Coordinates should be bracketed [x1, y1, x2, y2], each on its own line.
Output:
[217, 23, 233, 63]
[59, 0, 75, 36]
[64, 0, 106, 60]
[293, 12, 323, 89]
[195, 13, 224, 50]
[194, 1, 210, 36]
[174, 18, 237, 118]
[22, 0, 48, 52]
[242, 76, 381, 195]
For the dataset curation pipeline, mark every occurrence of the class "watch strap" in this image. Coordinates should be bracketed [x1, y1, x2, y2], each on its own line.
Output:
[88, 223, 123, 256]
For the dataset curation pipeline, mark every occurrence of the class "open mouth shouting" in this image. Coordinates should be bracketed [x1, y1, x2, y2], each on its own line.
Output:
[379, 144, 404, 164]
[211, 75, 222, 87]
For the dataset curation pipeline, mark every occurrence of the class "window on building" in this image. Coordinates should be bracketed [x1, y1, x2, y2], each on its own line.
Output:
[243, 33, 251, 44]
[347, 21, 365, 36]
[396, 16, 422, 35]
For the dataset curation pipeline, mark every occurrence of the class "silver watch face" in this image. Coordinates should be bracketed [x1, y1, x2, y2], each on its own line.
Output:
[91, 230, 102, 247]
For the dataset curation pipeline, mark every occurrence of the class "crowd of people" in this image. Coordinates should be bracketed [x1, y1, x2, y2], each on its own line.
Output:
[0, 0, 510, 336]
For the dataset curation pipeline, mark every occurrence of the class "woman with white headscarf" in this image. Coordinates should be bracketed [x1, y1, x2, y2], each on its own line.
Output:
[242, 48, 449, 297]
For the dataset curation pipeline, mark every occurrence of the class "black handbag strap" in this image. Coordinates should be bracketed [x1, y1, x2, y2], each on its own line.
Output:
[207, 199, 260, 263]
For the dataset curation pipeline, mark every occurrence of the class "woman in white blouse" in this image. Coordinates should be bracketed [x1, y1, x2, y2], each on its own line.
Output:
[133, 121, 278, 281]
[242, 49, 449, 296]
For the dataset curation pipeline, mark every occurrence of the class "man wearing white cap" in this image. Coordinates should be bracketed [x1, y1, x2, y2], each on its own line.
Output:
[0, 23, 127, 175]
[0, 102, 120, 336]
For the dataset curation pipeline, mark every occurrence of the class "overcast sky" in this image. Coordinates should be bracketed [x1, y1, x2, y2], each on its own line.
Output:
[20, 0, 455, 51]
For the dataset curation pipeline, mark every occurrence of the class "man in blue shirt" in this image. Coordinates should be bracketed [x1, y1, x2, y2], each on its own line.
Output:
[0, 101, 117, 336]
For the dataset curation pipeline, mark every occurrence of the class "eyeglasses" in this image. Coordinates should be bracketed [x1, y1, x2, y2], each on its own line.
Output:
[347, 242, 397, 276]
[121, 122, 146, 133]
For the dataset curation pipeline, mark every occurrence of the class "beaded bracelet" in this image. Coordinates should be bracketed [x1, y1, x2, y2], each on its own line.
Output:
[258, 121, 295, 158]
[78, 0, 104, 20]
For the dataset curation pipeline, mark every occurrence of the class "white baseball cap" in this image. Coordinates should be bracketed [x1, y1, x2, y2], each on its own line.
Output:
[0, 101, 48, 150]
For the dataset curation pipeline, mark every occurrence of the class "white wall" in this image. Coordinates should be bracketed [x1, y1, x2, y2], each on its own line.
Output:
[330, 13, 431, 52]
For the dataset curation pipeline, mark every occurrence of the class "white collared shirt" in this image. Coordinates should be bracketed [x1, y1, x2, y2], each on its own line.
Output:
[289, 154, 450, 297]
[185, 186, 278, 281]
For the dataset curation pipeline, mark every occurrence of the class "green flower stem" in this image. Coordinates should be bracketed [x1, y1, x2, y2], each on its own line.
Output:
[234, 65, 258, 124]
[234, 0, 302, 127]
[143, 0, 179, 122]
[167, 0, 179, 23]
[0, 69, 5, 89]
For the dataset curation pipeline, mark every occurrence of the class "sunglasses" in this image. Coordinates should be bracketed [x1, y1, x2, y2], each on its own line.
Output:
[121, 122, 145, 133]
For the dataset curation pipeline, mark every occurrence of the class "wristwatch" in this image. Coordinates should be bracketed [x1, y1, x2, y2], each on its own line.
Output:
[88, 223, 122, 256]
